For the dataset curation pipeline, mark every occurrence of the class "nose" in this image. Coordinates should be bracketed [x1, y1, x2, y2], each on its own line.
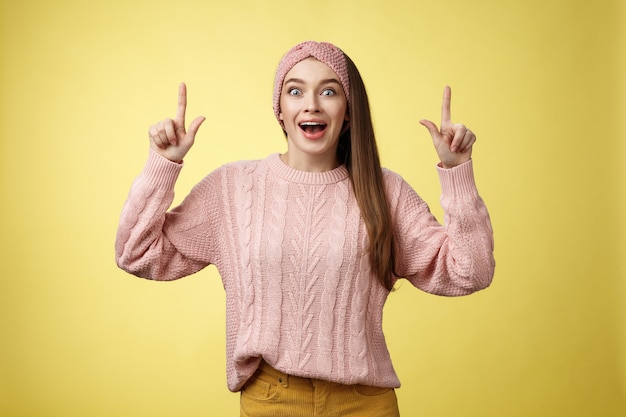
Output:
[304, 93, 320, 113]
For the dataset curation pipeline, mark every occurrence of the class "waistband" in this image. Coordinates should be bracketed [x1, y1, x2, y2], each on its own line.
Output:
[254, 360, 315, 388]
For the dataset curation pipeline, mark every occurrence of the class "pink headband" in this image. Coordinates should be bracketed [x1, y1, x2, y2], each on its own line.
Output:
[273, 41, 350, 126]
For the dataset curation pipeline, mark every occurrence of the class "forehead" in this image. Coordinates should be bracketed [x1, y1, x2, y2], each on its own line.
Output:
[283, 57, 341, 83]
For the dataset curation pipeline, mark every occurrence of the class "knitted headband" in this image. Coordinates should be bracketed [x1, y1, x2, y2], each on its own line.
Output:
[273, 41, 350, 126]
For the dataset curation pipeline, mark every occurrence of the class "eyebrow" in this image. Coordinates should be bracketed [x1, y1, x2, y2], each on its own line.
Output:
[284, 77, 342, 86]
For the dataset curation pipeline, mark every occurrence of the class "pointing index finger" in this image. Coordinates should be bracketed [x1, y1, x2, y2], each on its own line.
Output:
[441, 85, 452, 124]
[176, 82, 187, 125]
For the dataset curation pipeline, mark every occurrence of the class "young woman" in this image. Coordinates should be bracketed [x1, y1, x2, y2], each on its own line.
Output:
[116, 41, 495, 416]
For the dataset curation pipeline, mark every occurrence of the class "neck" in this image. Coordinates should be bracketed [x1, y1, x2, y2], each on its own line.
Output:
[280, 151, 340, 172]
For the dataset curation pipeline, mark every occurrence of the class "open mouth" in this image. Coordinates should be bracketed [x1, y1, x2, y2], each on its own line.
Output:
[299, 121, 327, 135]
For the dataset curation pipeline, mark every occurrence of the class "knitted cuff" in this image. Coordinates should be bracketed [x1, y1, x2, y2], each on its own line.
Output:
[140, 148, 183, 190]
[436, 159, 478, 198]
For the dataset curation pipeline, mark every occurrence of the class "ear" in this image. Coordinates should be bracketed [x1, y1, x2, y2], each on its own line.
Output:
[279, 112, 283, 121]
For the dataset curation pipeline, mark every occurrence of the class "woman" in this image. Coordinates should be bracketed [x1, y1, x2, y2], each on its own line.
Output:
[116, 41, 495, 416]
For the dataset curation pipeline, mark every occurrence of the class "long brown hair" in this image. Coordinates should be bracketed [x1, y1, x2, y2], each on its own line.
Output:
[337, 53, 397, 291]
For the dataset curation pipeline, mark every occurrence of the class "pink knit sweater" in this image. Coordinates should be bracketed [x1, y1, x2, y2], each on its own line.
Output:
[115, 151, 495, 391]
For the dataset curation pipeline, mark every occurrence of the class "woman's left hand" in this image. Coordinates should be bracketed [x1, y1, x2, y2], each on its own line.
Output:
[420, 86, 475, 169]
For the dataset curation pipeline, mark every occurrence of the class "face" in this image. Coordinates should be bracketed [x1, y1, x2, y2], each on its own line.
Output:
[279, 58, 349, 171]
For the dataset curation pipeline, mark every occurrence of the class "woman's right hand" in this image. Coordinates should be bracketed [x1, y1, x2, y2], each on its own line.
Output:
[148, 83, 205, 163]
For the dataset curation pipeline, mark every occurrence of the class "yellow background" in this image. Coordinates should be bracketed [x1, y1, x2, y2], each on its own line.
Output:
[1, 0, 624, 415]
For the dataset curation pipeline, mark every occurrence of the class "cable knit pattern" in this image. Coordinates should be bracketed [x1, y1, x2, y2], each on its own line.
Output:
[317, 181, 348, 375]
[115, 151, 495, 392]
[263, 178, 287, 364]
[234, 163, 255, 354]
[285, 183, 323, 369]
[349, 234, 372, 381]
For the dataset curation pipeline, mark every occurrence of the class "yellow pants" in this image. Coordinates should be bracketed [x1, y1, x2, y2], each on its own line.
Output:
[240, 361, 400, 417]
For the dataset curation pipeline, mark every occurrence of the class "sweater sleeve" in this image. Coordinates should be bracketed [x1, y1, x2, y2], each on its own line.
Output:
[390, 160, 495, 296]
[115, 149, 218, 281]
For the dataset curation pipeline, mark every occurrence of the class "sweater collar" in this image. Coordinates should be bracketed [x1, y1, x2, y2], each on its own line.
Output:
[266, 153, 350, 184]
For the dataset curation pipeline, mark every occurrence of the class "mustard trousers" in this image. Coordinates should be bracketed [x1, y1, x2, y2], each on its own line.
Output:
[240, 361, 400, 417]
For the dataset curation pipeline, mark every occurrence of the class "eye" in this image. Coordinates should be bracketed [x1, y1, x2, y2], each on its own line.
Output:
[321, 88, 336, 96]
[288, 87, 302, 96]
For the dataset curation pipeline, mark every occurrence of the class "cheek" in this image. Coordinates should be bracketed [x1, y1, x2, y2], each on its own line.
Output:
[279, 99, 297, 119]
[333, 105, 349, 125]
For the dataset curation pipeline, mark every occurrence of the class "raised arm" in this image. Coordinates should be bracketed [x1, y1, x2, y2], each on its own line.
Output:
[115, 84, 213, 280]
[391, 87, 494, 295]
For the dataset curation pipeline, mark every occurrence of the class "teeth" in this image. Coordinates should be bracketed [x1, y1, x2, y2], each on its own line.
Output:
[300, 122, 324, 126]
